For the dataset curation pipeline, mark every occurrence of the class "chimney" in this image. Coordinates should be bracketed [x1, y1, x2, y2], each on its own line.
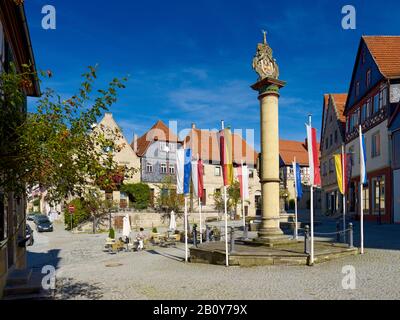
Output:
[191, 123, 196, 129]
[132, 133, 138, 153]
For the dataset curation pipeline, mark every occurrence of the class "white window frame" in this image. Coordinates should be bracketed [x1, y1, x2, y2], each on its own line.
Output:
[146, 162, 153, 173]
[160, 163, 167, 174]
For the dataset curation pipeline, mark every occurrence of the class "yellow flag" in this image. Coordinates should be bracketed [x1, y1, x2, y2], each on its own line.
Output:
[334, 154, 344, 194]
[220, 128, 233, 186]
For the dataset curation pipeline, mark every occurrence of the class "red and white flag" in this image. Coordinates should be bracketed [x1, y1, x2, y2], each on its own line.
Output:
[237, 164, 249, 200]
[306, 124, 321, 187]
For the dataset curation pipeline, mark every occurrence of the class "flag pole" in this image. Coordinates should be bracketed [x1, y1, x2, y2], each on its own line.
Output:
[359, 125, 364, 255]
[308, 115, 314, 265]
[184, 195, 188, 262]
[221, 120, 229, 267]
[241, 159, 246, 230]
[196, 153, 202, 244]
[341, 143, 346, 242]
[183, 141, 188, 263]
[293, 157, 298, 240]
[199, 196, 202, 244]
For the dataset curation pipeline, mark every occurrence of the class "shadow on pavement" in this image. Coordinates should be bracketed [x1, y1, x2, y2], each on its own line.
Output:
[146, 249, 185, 262]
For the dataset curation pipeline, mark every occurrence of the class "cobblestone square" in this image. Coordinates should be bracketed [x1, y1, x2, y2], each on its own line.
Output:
[27, 219, 400, 300]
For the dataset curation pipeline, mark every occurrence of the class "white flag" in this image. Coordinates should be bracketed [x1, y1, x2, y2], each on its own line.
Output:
[176, 148, 184, 194]
[238, 165, 249, 200]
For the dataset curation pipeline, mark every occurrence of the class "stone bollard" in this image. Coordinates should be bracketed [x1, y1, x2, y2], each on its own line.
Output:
[229, 226, 235, 253]
[243, 223, 249, 240]
[304, 225, 310, 254]
[193, 225, 198, 248]
[348, 223, 354, 248]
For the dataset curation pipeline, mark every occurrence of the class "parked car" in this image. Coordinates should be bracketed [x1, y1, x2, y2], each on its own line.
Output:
[33, 214, 47, 225]
[26, 224, 34, 246]
[36, 216, 53, 232]
[27, 212, 40, 221]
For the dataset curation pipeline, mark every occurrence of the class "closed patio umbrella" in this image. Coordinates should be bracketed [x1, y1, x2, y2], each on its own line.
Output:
[122, 214, 131, 238]
[169, 210, 177, 231]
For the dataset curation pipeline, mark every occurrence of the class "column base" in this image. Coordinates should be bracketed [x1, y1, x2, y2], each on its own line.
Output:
[255, 228, 292, 247]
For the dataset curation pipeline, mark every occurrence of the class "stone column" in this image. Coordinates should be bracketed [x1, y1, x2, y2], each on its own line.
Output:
[251, 78, 288, 246]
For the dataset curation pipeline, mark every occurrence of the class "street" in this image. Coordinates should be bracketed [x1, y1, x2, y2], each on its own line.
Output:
[26, 219, 400, 300]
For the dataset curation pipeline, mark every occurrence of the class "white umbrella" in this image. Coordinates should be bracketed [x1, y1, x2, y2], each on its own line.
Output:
[122, 214, 131, 238]
[169, 210, 177, 231]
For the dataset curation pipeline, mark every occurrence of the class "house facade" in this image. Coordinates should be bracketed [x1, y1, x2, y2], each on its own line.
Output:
[279, 139, 321, 210]
[320, 94, 347, 215]
[96, 113, 141, 207]
[133, 120, 183, 206]
[389, 104, 400, 223]
[0, 1, 40, 298]
[344, 36, 400, 223]
[185, 124, 261, 217]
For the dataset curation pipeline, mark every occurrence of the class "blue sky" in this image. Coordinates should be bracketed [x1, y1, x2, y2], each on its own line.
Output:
[25, 0, 400, 150]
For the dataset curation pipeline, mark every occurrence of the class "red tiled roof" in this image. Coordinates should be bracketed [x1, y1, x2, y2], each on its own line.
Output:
[363, 36, 400, 79]
[330, 93, 347, 124]
[184, 129, 259, 165]
[279, 140, 309, 166]
[135, 120, 180, 157]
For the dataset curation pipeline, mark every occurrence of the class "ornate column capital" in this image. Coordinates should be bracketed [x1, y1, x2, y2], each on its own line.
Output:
[251, 77, 286, 98]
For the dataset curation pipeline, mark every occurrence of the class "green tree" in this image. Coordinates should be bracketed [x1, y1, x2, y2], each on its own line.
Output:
[228, 180, 241, 215]
[155, 176, 184, 216]
[83, 188, 118, 233]
[212, 189, 225, 213]
[0, 64, 135, 203]
[64, 198, 90, 230]
[211, 181, 241, 214]
[121, 182, 150, 210]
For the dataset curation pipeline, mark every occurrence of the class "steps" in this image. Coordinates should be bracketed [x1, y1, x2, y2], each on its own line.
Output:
[3, 269, 50, 300]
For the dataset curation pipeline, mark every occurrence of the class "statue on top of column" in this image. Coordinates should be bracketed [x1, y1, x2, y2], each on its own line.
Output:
[252, 30, 280, 80]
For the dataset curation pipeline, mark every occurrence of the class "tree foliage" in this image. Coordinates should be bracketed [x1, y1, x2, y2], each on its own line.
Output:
[120, 182, 151, 210]
[82, 188, 118, 233]
[64, 198, 90, 230]
[0, 63, 135, 203]
[155, 176, 184, 215]
[212, 180, 241, 214]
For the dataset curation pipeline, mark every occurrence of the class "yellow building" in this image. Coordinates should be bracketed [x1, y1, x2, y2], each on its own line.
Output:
[95, 113, 141, 206]
[184, 124, 261, 217]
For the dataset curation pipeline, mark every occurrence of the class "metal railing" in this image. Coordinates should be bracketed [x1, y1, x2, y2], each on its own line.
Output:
[303, 223, 354, 254]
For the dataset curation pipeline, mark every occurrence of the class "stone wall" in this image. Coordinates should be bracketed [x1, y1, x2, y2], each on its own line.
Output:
[113, 211, 220, 231]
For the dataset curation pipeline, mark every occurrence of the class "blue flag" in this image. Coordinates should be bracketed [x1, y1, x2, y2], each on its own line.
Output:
[293, 161, 303, 199]
[183, 148, 192, 195]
